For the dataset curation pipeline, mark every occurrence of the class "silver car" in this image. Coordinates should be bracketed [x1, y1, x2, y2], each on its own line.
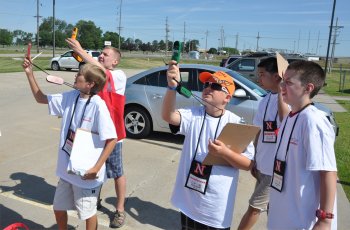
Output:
[124, 64, 266, 139]
[124, 64, 338, 139]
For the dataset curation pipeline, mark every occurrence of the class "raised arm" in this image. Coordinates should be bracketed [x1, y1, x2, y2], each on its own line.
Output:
[65, 38, 105, 71]
[22, 57, 48, 104]
[161, 61, 181, 126]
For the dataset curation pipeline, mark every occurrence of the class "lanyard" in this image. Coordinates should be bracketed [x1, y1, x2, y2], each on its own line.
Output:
[263, 93, 278, 123]
[66, 94, 92, 131]
[273, 103, 311, 163]
[192, 107, 222, 162]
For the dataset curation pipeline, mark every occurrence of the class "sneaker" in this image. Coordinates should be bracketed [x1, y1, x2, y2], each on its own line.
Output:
[110, 210, 126, 228]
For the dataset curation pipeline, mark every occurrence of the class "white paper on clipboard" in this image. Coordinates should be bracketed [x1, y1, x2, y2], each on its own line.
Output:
[67, 128, 106, 177]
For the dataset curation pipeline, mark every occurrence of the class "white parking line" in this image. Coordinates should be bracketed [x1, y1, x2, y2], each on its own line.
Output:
[0, 190, 110, 228]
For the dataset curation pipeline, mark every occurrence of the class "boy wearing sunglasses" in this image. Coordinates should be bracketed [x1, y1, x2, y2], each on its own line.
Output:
[162, 61, 255, 229]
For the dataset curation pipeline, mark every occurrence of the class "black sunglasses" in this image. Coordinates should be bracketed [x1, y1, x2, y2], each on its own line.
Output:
[203, 82, 228, 94]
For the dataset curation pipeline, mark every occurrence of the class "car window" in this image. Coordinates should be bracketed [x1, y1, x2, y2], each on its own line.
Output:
[135, 70, 168, 87]
[91, 52, 100, 57]
[62, 51, 73, 57]
[230, 59, 255, 72]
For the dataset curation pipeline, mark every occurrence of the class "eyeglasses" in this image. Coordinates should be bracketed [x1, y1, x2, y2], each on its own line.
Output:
[204, 82, 228, 94]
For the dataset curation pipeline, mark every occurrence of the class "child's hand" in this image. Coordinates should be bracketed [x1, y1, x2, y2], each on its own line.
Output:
[167, 60, 180, 87]
[82, 168, 99, 180]
[22, 57, 33, 75]
[66, 38, 82, 51]
[208, 139, 229, 158]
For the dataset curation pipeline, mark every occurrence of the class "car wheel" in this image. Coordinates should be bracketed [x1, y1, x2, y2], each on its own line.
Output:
[51, 61, 60, 71]
[124, 106, 152, 139]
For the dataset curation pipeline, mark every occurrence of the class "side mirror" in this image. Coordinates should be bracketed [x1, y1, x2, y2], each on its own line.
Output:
[233, 89, 249, 98]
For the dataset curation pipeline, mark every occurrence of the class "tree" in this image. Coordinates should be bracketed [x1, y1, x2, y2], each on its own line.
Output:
[75, 20, 102, 50]
[0, 29, 13, 47]
[102, 31, 122, 48]
[151, 40, 159, 52]
[13, 30, 33, 45]
[38, 17, 71, 48]
[208, 48, 217, 54]
[184, 40, 199, 52]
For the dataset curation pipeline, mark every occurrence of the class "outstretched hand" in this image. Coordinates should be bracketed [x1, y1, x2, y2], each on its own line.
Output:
[22, 57, 33, 75]
[66, 38, 83, 51]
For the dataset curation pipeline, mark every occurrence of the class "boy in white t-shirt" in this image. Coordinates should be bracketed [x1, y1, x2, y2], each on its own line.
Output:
[22, 60, 117, 229]
[66, 38, 127, 228]
[162, 61, 255, 229]
[238, 57, 289, 230]
[268, 60, 337, 229]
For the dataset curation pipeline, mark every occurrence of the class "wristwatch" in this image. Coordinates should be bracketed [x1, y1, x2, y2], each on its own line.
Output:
[167, 85, 177, 91]
[316, 209, 334, 219]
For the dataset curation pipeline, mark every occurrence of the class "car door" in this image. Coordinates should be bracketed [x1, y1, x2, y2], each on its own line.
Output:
[59, 51, 78, 69]
[143, 69, 197, 129]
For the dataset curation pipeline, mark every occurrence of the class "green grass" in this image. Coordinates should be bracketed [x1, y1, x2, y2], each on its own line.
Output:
[334, 100, 350, 201]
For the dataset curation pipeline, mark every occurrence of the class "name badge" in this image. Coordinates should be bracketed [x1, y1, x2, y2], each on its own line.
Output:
[62, 129, 75, 156]
[185, 160, 212, 194]
[271, 159, 286, 192]
[263, 120, 277, 143]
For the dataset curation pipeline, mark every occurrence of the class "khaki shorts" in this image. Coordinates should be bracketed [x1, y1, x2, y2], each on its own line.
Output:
[53, 178, 101, 220]
[248, 170, 272, 212]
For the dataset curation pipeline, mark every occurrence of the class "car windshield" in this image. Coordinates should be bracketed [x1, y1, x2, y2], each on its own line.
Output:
[226, 70, 267, 97]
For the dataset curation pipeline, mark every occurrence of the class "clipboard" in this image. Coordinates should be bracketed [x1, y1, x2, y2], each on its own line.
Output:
[67, 128, 105, 177]
[203, 123, 260, 166]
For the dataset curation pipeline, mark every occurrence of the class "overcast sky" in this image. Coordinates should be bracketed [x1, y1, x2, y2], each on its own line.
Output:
[1, 0, 349, 56]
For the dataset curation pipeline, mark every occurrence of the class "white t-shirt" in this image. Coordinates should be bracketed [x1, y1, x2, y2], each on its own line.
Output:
[109, 69, 126, 95]
[171, 107, 255, 228]
[268, 105, 337, 230]
[48, 90, 117, 189]
[253, 92, 283, 176]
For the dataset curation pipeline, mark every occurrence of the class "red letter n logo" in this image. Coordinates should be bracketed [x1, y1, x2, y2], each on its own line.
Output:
[275, 160, 281, 173]
[265, 121, 273, 130]
[194, 163, 206, 176]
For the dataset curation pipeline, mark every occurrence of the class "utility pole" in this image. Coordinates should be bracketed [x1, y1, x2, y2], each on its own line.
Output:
[328, 18, 344, 72]
[117, 0, 123, 50]
[205, 30, 208, 52]
[235, 33, 239, 51]
[256, 32, 260, 51]
[315, 30, 320, 55]
[34, 0, 42, 53]
[307, 30, 310, 53]
[52, 0, 55, 57]
[297, 30, 300, 53]
[165, 17, 170, 56]
[325, 0, 336, 76]
[183, 22, 186, 53]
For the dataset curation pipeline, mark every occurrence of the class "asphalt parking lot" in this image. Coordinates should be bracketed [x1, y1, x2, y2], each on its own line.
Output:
[1, 70, 349, 229]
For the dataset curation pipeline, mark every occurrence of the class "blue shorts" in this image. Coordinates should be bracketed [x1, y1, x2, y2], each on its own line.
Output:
[106, 141, 124, 178]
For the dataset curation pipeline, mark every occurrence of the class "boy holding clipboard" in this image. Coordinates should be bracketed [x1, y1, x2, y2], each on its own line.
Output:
[162, 61, 255, 229]
[22, 59, 117, 229]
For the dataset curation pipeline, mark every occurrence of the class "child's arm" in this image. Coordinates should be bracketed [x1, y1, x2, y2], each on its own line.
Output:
[83, 138, 117, 180]
[313, 170, 337, 230]
[208, 139, 253, 170]
[161, 61, 181, 126]
[65, 38, 105, 71]
[22, 58, 48, 104]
